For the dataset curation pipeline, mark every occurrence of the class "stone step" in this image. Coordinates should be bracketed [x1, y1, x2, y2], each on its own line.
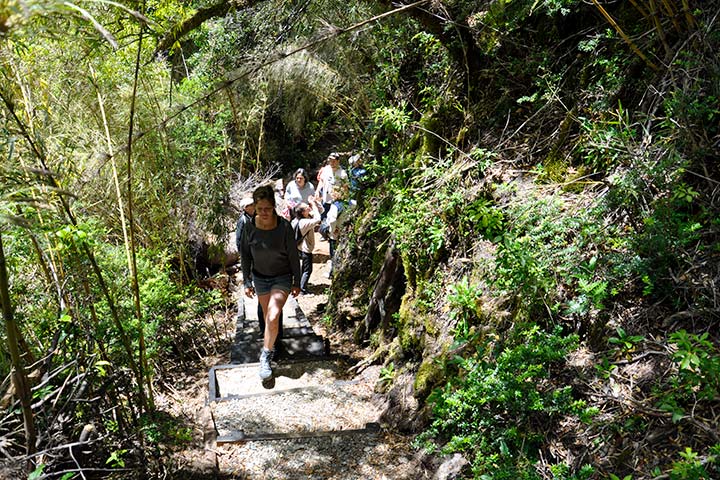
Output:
[237, 296, 310, 330]
[216, 423, 380, 444]
[210, 358, 354, 400]
[230, 334, 328, 364]
[211, 381, 382, 441]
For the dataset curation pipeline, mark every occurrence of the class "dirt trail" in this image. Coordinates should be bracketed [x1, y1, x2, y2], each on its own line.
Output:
[160, 232, 428, 479]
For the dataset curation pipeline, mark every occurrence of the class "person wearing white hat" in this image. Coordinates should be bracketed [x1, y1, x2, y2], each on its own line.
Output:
[235, 196, 255, 254]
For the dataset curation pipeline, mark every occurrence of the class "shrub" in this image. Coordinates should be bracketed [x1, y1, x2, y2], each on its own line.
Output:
[417, 325, 586, 478]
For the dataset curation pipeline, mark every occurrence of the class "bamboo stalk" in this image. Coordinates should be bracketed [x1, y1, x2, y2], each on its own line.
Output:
[0, 89, 142, 425]
[628, 0, 650, 19]
[226, 87, 241, 173]
[591, 0, 659, 71]
[126, 14, 153, 414]
[659, 0, 682, 33]
[92, 67, 134, 288]
[256, 91, 267, 170]
[12, 61, 74, 321]
[0, 232, 37, 459]
[680, 0, 697, 30]
[648, 0, 672, 58]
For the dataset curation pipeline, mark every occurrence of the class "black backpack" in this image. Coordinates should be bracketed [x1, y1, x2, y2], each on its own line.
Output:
[291, 219, 307, 246]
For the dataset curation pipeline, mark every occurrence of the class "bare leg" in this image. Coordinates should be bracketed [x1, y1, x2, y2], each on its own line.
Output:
[257, 289, 289, 351]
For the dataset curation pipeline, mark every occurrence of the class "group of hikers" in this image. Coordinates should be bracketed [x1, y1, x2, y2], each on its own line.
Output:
[234, 151, 366, 380]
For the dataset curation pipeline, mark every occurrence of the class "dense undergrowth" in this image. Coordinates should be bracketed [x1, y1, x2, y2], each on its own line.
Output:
[325, 1, 720, 479]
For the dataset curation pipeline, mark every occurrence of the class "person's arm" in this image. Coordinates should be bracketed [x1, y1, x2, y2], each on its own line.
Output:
[299, 215, 320, 236]
[315, 171, 325, 197]
[315, 198, 325, 215]
[285, 221, 302, 296]
[283, 182, 293, 202]
[327, 203, 338, 237]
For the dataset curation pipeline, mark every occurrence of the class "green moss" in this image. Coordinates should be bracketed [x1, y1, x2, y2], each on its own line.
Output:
[561, 165, 591, 193]
[401, 252, 417, 289]
[539, 154, 568, 183]
[397, 291, 425, 356]
[423, 315, 439, 337]
[419, 112, 442, 159]
[414, 354, 445, 400]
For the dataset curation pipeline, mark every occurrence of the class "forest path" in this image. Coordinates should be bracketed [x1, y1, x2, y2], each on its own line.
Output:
[197, 233, 424, 479]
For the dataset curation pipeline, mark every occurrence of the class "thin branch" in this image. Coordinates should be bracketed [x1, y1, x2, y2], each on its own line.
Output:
[62, 1, 118, 49]
[126, 2, 152, 414]
[590, 0, 659, 71]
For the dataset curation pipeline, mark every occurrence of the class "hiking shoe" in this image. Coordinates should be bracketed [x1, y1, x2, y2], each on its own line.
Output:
[258, 348, 274, 380]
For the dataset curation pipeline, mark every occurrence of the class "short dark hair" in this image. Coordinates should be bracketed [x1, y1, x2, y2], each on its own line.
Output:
[293, 168, 309, 184]
[253, 184, 276, 207]
[294, 202, 308, 218]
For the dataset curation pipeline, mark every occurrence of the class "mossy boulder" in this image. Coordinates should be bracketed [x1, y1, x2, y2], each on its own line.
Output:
[413, 353, 446, 401]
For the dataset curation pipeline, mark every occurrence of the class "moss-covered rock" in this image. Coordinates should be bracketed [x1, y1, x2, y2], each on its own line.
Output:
[397, 290, 426, 357]
[413, 352, 446, 401]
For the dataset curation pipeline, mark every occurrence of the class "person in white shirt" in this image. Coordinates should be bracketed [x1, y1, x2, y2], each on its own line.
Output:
[315, 152, 348, 220]
[284, 168, 315, 210]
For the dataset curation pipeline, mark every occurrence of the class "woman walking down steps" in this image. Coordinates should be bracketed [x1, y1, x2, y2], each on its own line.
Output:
[240, 184, 301, 379]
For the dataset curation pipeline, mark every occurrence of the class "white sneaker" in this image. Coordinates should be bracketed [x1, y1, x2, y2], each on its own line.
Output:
[258, 348, 274, 379]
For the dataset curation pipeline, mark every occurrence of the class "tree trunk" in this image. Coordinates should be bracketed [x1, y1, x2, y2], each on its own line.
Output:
[360, 239, 401, 338]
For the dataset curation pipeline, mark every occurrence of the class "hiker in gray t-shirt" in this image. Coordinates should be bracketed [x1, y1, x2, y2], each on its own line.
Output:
[240, 184, 301, 380]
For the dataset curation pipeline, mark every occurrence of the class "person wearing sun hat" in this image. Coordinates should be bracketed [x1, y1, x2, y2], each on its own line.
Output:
[235, 196, 255, 254]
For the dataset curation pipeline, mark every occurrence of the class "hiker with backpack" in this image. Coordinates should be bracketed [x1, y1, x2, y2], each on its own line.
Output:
[291, 197, 323, 295]
[239, 184, 301, 380]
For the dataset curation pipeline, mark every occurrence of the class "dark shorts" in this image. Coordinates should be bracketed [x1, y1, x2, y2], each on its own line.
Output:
[252, 273, 292, 296]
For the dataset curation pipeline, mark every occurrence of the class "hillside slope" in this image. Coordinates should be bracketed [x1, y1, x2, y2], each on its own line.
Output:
[322, 2, 720, 478]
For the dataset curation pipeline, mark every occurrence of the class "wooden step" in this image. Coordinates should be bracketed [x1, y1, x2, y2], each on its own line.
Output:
[216, 422, 380, 444]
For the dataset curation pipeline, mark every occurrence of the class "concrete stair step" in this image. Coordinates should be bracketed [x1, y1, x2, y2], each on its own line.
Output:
[211, 381, 382, 441]
[210, 358, 353, 400]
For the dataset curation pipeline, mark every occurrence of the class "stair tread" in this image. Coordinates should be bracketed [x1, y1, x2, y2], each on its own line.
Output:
[212, 382, 381, 436]
[230, 335, 327, 364]
[212, 359, 351, 398]
[216, 423, 380, 444]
